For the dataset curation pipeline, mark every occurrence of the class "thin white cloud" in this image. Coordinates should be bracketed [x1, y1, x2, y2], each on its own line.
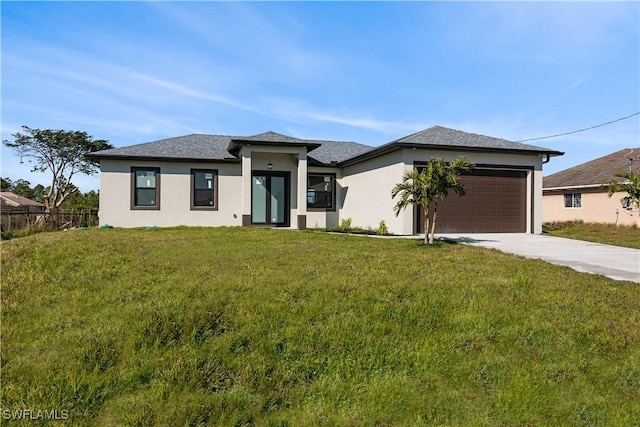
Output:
[301, 111, 426, 135]
[4, 44, 255, 111]
[151, 2, 333, 79]
[125, 71, 263, 114]
[564, 79, 586, 91]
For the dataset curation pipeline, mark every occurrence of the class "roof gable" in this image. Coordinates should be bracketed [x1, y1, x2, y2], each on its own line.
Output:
[234, 131, 307, 143]
[543, 148, 639, 189]
[227, 131, 323, 156]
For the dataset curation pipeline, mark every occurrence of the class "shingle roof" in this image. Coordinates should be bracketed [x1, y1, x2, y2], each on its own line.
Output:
[232, 131, 309, 143]
[88, 134, 238, 162]
[306, 140, 374, 165]
[338, 126, 563, 166]
[543, 148, 639, 189]
[88, 126, 562, 166]
[396, 126, 561, 153]
[89, 132, 374, 165]
[227, 131, 324, 157]
[0, 192, 45, 207]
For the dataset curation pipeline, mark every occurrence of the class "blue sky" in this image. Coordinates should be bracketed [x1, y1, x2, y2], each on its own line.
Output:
[2, 1, 638, 192]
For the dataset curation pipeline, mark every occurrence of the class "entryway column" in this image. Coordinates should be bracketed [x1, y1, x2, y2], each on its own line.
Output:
[297, 151, 307, 229]
[241, 148, 252, 226]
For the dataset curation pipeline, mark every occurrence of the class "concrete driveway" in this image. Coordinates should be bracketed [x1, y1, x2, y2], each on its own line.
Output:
[438, 233, 640, 283]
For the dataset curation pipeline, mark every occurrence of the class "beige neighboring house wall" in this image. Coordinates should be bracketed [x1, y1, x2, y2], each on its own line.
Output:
[543, 188, 639, 226]
[543, 148, 639, 227]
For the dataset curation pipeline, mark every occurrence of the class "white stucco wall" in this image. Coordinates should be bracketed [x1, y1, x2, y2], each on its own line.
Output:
[543, 189, 640, 226]
[99, 159, 243, 228]
[341, 151, 409, 234]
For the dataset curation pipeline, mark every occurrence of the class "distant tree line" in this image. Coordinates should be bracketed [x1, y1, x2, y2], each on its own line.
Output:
[1, 177, 99, 211]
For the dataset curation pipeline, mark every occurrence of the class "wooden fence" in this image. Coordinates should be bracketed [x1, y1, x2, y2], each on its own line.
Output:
[1, 206, 99, 231]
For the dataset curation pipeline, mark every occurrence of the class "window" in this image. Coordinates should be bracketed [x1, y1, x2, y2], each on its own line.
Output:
[564, 192, 581, 208]
[132, 167, 160, 209]
[307, 174, 335, 210]
[191, 169, 218, 210]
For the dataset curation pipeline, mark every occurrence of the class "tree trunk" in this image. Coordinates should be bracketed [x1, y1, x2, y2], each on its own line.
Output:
[423, 205, 430, 245]
[429, 203, 438, 245]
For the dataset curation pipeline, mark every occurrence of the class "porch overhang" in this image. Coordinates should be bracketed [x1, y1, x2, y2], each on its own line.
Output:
[227, 132, 321, 158]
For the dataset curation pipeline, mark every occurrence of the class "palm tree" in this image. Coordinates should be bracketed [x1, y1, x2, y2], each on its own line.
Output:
[392, 156, 474, 245]
[603, 170, 640, 210]
[392, 169, 432, 244]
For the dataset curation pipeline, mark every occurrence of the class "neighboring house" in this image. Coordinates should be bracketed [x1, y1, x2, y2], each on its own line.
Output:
[0, 192, 46, 214]
[88, 126, 562, 235]
[0, 191, 46, 230]
[543, 148, 639, 226]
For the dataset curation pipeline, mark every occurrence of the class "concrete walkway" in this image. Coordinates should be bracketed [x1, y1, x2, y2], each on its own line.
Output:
[437, 233, 640, 283]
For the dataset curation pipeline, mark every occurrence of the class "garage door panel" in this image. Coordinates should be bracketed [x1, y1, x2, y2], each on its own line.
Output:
[473, 207, 498, 214]
[502, 204, 523, 212]
[500, 188, 523, 196]
[418, 168, 527, 233]
[476, 185, 498, 193]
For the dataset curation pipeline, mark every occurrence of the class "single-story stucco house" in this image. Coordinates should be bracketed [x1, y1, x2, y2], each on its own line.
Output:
[543, 148, 639, 226]
[88, 126, 563, 235]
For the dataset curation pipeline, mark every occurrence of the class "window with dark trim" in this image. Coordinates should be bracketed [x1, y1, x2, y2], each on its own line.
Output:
[564, 192, 581, 208]
[191, 169, 218, 210]
[131, 167, 160, 209]
[307, 173, 335, 211]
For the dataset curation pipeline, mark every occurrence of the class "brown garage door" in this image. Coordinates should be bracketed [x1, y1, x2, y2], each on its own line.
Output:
[417, 169, 528, 233]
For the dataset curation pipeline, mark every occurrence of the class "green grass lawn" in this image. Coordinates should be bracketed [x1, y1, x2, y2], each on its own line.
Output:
[2, 227, 639, 425]
[543, 221, 640, 249]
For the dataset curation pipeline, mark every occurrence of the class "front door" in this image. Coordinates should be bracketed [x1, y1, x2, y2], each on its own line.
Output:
[252, 172, 289, 226]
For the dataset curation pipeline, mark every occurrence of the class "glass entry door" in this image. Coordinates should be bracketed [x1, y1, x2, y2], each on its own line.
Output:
[252, 173, 289, 226]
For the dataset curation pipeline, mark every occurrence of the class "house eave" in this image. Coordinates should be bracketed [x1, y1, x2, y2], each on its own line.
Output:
[227, 139, 322, 157]
[338, 142, 564, 167]
[87, 154, 241, 164]
[543, 183, 607, 191]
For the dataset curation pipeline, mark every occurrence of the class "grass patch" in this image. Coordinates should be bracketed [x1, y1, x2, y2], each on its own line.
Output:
[544, 220, 640, 248]
[2, 227, 640, 425]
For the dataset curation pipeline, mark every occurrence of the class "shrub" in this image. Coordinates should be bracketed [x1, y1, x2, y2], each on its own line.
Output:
[339, 217, 352, 232]
[377, 220, 389, 236]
